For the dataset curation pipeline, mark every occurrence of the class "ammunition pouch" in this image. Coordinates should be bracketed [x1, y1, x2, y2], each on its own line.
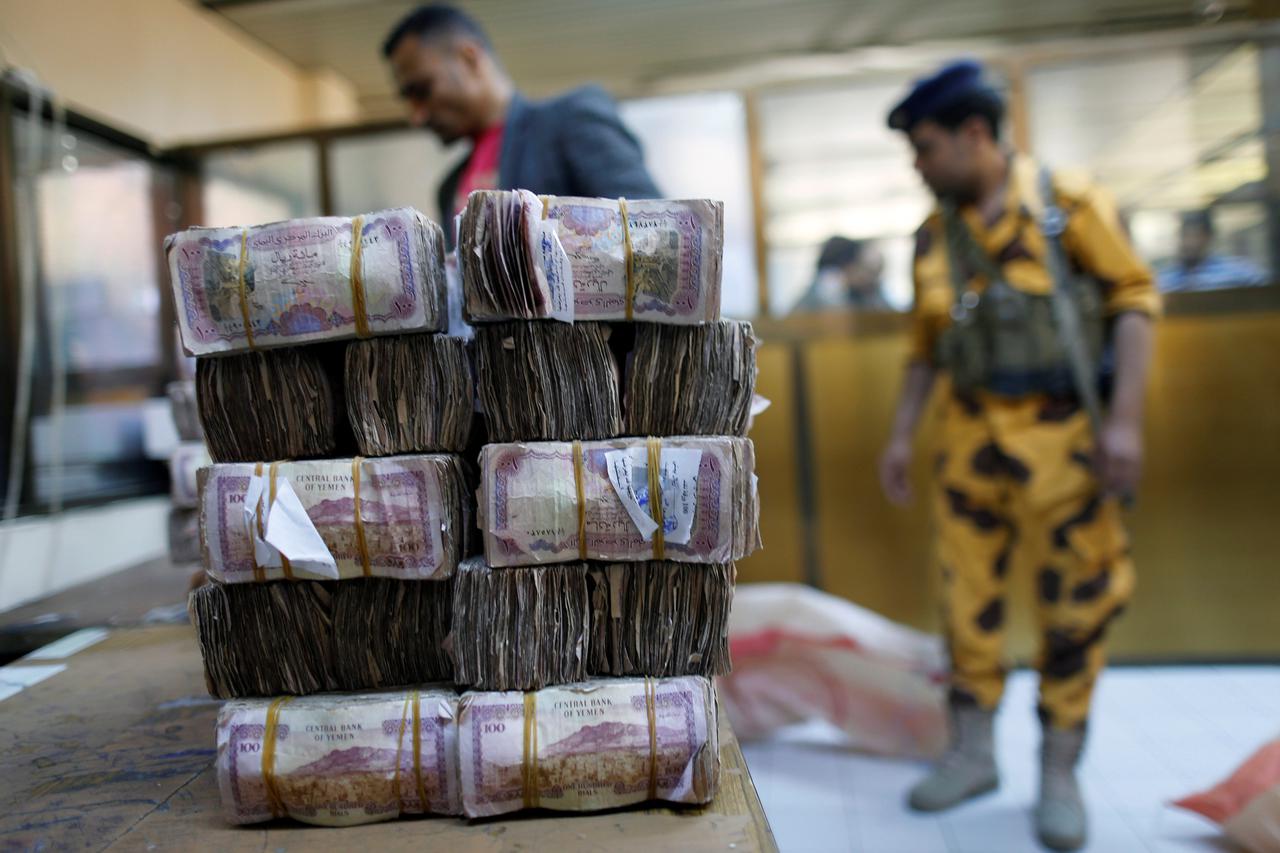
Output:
[936, 277, 1104, 396]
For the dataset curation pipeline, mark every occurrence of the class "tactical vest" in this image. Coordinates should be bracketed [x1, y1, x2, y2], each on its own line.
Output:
[935, 167, 1105, 427]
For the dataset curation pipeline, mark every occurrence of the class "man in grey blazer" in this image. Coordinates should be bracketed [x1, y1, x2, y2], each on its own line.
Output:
[383, 5, 661, 243]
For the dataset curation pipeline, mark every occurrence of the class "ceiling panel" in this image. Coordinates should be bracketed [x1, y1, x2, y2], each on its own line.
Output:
[201, 0, 1252, 120]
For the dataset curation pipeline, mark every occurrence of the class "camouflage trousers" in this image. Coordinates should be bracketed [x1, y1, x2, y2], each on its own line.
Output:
[933, 391, 1134, 731]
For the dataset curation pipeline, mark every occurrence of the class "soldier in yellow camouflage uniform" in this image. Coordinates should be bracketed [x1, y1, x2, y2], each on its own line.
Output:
[878, 61, 1158, 851]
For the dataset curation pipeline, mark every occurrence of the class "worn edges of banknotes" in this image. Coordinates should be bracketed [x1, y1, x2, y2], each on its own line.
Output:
[168, 195, 759, 830]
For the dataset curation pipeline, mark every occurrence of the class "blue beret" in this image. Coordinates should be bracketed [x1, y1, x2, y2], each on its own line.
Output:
[887, 59, 996, 132]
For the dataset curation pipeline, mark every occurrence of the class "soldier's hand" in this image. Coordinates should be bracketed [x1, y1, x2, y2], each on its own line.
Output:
[879, 436, 914, 507]
[1097, 417, 1143, 500]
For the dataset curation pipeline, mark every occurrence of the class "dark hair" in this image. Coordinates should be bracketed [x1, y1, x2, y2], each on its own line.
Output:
[816, 236, 865, 271]
[382, 4, 492, 58]
[1181, 209, 1214, 235]
[929, 88, 1005, 142]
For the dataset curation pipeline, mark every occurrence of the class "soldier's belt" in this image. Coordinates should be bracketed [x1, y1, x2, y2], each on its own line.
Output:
[983, 367, 1079, 398]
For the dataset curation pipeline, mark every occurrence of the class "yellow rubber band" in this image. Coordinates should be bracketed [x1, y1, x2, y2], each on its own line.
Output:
[645, 678, 659, 801]
[522, 691, 539, 809]
[251, 462, 266, 582]
[619, 198, 634, 320]
[268, 461, 294, 580]
[261, 696, 293, 818]
[236, 228, 256, 350]
[351, 456, 371, 577]
[572, 441, 587, 560]
[412, 691, 427, 812]
[540, 195, 553, 220]
[350, 216, 371, 339]
[390, 691, 412, 816]
[646, 437, 665, 560]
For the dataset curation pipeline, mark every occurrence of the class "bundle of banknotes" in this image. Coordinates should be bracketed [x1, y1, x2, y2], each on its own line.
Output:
[624, 320, 757, 437]
[459, 190, 723, 324]
[197, 345, 345, 463]
[216, 676, 718, 825]
[478, 436, 759, 567]
[197, 454, 471, 583]
[451, 558, 734, 690]
[167, 208, 447, 356]
[474, 321, 622, 443]
[474, 320, 757, 444]
[190, 577, 454, 698]
[190, 559, 732, 697]
[345, 335, 473, 456]
[197, 337, 476, 462]
[169, 441, 211, 509]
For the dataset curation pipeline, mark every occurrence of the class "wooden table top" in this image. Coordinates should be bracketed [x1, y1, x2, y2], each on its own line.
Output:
[0, 624, 777, 852]
[0, 556, 193, 659]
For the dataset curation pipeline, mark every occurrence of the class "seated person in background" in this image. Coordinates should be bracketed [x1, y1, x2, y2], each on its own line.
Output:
[794, 236, 890, 312]
[1158, 209, 1268, 292]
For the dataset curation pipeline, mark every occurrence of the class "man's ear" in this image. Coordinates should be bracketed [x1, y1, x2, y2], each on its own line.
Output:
[455, 38, 484, 72]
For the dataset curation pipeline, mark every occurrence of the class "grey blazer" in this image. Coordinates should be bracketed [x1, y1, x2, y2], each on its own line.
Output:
[438, 85, 661, 243]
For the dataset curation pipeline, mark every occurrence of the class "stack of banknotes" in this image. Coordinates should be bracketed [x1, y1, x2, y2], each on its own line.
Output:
[167, 208, 448, 356]
[191, 559, 734, 697]
[167, 382, 207, 565]
[451, 558, 735, 690]
[197, 345, 346, 462]
[170, 196, 755, 828]
[473, 319, 757, 443]
[190, 577, 455, 697]
[167, 380, 203, 441]
[216, 676, 719, 824]
[196, 454, 471, 584]
[476, 436, 759, 566]
[458, 190, 723, 324]
[197, 336, 473, 462]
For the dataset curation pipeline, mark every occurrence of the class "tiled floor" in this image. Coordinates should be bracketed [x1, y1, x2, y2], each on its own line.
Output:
[740, 666, 1280, 852]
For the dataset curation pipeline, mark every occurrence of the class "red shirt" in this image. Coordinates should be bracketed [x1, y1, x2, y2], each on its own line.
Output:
[453, 123, 504, 218]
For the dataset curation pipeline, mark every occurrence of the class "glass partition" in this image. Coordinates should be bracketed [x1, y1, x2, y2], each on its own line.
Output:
[1027, 41, 1273, 294]
[7, 112, 172, 510]
[622, 92, 759, 318]
[202, 140, 320, 226]
[331, 129, 464, 222]
[757, 75, 934, 316]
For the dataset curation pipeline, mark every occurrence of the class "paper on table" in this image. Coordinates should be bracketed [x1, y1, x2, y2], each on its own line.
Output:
[24, 627, 109, 660]
[0, 663, 66, 702]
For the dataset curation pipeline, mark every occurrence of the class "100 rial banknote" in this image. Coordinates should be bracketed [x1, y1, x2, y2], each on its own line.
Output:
[167, 208, 447, 356]
[217, 688, 461, 826]
[460, 190, 723, 324]
[478, 436, 759, 567]
[216, 677, 718, 825]
[199, 454, 469, 583]
[458, 676, 719, 817]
